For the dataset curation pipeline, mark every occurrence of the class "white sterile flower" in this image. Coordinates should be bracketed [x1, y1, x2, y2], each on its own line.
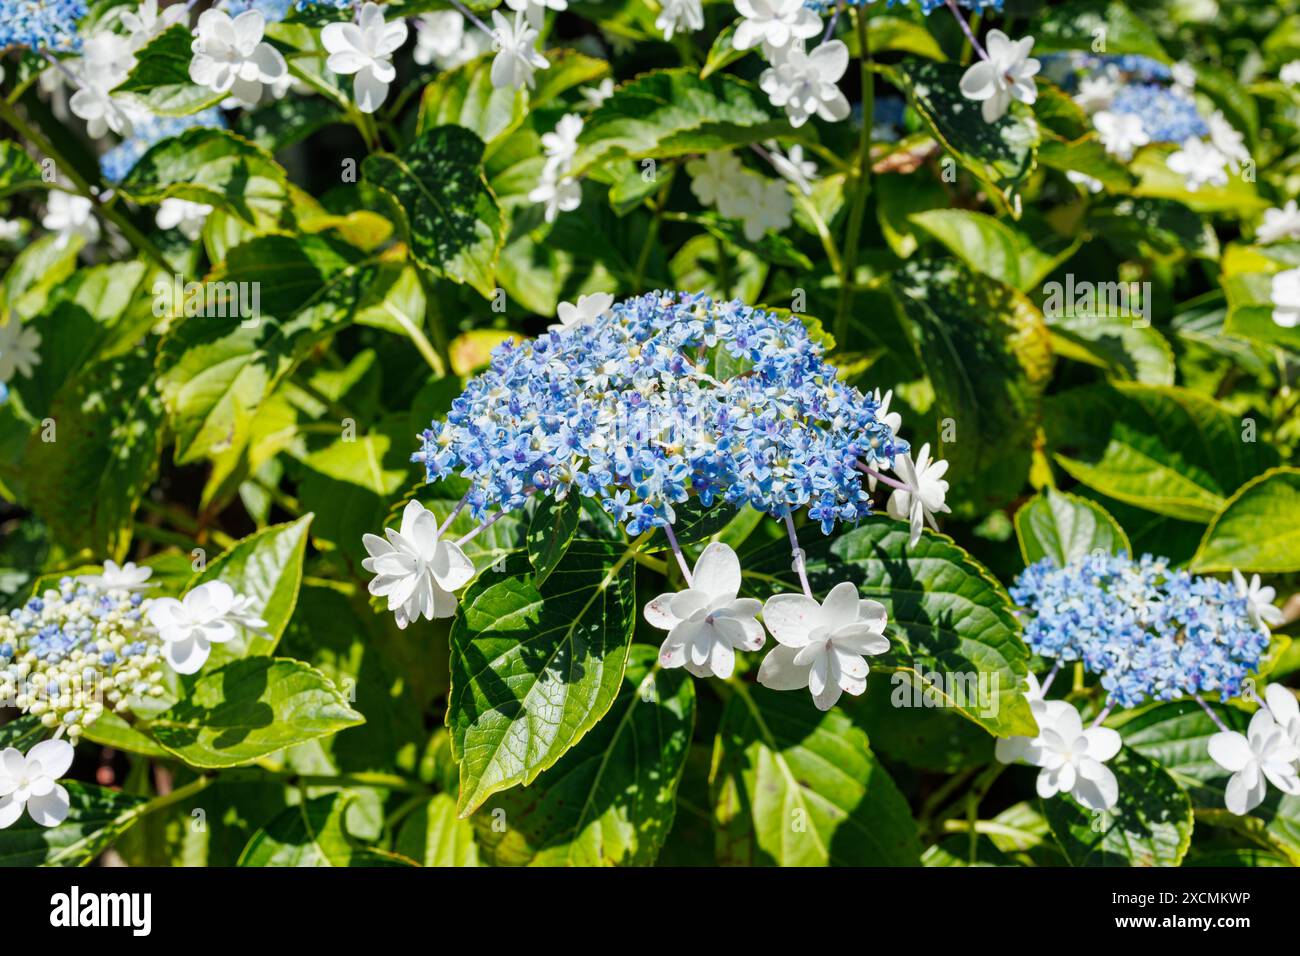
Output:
[362, 499, 475, 629]
[552, 292, 613, 332]
[1207, 111, 1249, 172]
[1257, 200, 1300, 244]
[322, 3, 407, 114]
[0, 318, 41, 384]
[0, 739, 74, 829]
[68, 32, 140, 139]
[733, 0, 820, 53]
[41, 191, 99, 249]
[1233, 569, 1285, 632]
[155, 198, 213, 241]
[686, 150, 747, 213]
[529, 174, 581, 222]
[959, 30, 1041, 123]
[1073, 72, 1117, 113]
[765, 141, 816, 195]
[226, 593, 269, 632]
[414, 12, 491, 69]
[147, 581, 237, 674]
[737, 176, 792, 241]
[1033, 702, 1123, 811]
[188, 9, 287, 108]
[758, 582, 889, 710]
[1208, 708, 1300, 815]
[873, 387, 902, 433]
[78, 559, 153, 592]
[994, 673, 1067, 764]
[1271, 267, 1300, 328]
[1171, 60, 1196, 91]
[580, 77, 614, 109]
[656, 0, 703, 41]
[490, 9, 549, 90]
[1266, 684, 1300, 750]
[886, 442, 951, 547]
[541, 113, 584, 176]
[1093, 110, 1149, 161]
[644, 542, 765, 679]
[1169, 142, 1223, 187]
[118, 0, 188, 50]
[0, 218, 21, 242]
[759, 39, 850, 128]
[1066, 170, 1104, 193]
[1281, 60, 1300, 87]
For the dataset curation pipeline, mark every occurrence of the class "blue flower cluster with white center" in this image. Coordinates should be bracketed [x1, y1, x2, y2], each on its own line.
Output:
[0, 0, 85, 52]
[100, 108, 227, 184]
[1109, 83, 1208, 142]
[413, 292, 908, 536]
[1011, 553, 1270, 709]
[0, 579, 167, 737]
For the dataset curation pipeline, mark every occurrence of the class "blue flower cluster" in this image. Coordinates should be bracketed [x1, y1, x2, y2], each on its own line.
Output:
[807, 0, 1002, 12]
[0, 0, 86, 52]
[1110, 83, 1208, 142]
[100, 108, 227, 183]
[413, 292, 907, 536]
[221, 0, 294, 20]
[1012, 553, 1270, 709]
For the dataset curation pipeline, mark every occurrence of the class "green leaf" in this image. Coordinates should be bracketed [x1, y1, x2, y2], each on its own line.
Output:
[0, 141, 44, 197]
[363, 125, 504, 299]
[113, 23, 226, 115]
[1130, 146, 1265, 216]
[417, 53, 527, 146]
[742, 516, 1037, 738]
[474, 646, 694, 866]
[395, 794, 480, 866]
[526, 494, 581, 587]
[1014, 488, 1131, 568]
[0, 716, 46, 750]
[18, 349, 163, 561]
[156, 234, 375, 464]
[1046, 383, 1280, 522]
[188, 515, 314, 664]
[887, 59, 1039, 214]
[1223, 270, 1298, 349]
[1038, 135, 1136, 193]
[1191, 467, 1300, 573]
[1035, 0, 1168, 62]
[1042, 748, 1194, 867]
[0, 783, 145, 866]
[850, 16, 947, 61]
[571, 69, 811, 173]
[710, 684, 921, 865]
[1044, 310, 1176, 385]
[120, 128, 291, 229]
[150, 657, 364, 769]
[909, 208, 1079, 291]
[240, 793, 414, 866]
[447, 538, 640, 815]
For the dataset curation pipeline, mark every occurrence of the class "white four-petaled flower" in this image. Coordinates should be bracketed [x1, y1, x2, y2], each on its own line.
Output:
[1258, 200, 1300, 244]
[156, 198, 213, 241]
[0, 318, 42, 385]
[759, 40, 850, 128]
[362, 499, 476, 629]
[733, 0, 821, 53]
[1032, 702, 1122, 812]
[552, 292, 613, 331]
[1208, 705, 1300, 815]
[490, 9, 549, 91]
[322, 3, 408, 114]
[758, 582, 889, 710]
[78, 559, 154, 592]
[188, 9, 287, 108]
[886, 443, 951, 547]
[0, 739, 74, 829]
[1093, 110, 1149, 161]
[644, 542, 765, 679]
[41, 192, 99, 249]
[959, 30, 1040, 123]
[1233, 569, 1284, 633]
[147, 580, 266, 675]
[1166, 137, 1228, 192]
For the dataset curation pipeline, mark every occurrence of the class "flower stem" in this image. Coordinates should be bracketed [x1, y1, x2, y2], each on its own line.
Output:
[1091, 703, 1113, 728]
[832, 8, 872, 347]
[662, 522, 693, 586]
[438, 492, 470, 536]
[856, 461, 909, 492]
[456, 509, 508, 547]
[784, 513, 814, 599]
[449, 0, 494, 37]
[1039, 660, 1062, 695]
[1194, 693, 1232, 734]
[945, 0, 988, 60]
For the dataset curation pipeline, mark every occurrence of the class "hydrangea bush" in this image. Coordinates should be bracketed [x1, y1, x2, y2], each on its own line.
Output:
[0, 0, 1296, 868]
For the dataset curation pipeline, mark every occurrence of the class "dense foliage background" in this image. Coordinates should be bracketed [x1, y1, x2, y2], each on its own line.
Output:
[0, 0, 1298, 867]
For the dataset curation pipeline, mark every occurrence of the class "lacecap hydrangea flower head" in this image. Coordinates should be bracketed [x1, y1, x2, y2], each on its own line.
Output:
[366, 290, 951, 712]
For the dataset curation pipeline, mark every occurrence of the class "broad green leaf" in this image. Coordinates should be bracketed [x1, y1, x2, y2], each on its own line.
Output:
[0, 141, 44, 197]
[1038, 135, 1135, 193]
[742, 516, 1037, 737]
[151, 657, 364, 768]
[1014, 488, 1131, 568]
[417, 53, 527, 145]
[922, 835, 1012, 866]
[447, 538, 639, 815]
[710, 684, 921, 866]
[120, 127, 291, 229]
[82, 711, 171, 758]
[858, 672, 995, 773]
[909, 209, 1079, 291]
[188, 515, 314, 664]
[0, 716, 46, 750]
[1, 234, 83, 322]
[0, 783, 145, 866]
[396, 794, 480, 866]
[571, 69, 811, 173]
[1035, 0, 1168, 61]
[887, 59, 1039, 214]
[526, 494, 581, 587]
[1042, 748, 1193, 867]
[114, 24, 226, 115]
[363, 125, 504, 299]
[1045, 311, 1176, 385]
[889, 260, 1053, 514]
[474, 646, 694, 866]
[529, 49, 612, 107]
[639, 495, 742, 553]
[669, 234, 766, 304]
[1131, 146, 1265, 216]
[1090, 196, 1219, 260]
[1046, 383, 1279, 522]
[1191, 468, 1300, 573]
[700, 23, 750, 78]
[156, 234, 376, 464]
[239, 793, 414, 866]
[18, 349, 163, 561]
[848, 16, 947, 61]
